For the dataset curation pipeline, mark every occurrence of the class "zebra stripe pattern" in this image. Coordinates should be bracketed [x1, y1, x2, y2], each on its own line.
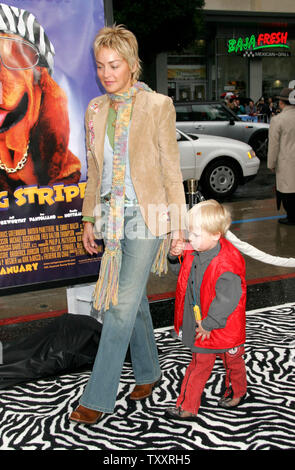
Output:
[1, 303, 295, 450]
[0, 2, 55, 73]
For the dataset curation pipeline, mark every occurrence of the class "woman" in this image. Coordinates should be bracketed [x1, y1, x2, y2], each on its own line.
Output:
[69, 25, 186, 424]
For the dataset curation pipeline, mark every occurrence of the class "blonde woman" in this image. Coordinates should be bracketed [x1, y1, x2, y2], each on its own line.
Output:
[70, 25, 186, 424]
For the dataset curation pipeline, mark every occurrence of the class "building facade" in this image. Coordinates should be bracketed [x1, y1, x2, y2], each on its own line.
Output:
[161, 0, 295, 103]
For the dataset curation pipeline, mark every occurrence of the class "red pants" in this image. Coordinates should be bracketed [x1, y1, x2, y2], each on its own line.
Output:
[176, 346, 247, 415]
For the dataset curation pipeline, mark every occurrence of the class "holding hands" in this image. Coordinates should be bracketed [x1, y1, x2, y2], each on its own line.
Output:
[170, 230, 186, 256]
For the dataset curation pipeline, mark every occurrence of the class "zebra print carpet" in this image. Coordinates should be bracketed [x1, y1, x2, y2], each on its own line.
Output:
[1, 303, 295, 450]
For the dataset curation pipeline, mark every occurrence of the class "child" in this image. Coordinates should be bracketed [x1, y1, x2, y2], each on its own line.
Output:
[166, 200, 247, 420]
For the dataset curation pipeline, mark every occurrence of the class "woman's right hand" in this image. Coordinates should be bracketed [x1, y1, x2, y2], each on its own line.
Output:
[82, 221, 99, 255]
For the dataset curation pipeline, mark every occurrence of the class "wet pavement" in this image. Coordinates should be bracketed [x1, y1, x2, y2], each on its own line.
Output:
[1, 160, 295, 341]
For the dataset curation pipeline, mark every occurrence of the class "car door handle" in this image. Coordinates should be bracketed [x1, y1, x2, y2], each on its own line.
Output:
[194, 125, 205, 130]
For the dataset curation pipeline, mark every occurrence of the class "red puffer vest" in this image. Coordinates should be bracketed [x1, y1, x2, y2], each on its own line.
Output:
[174, 238, 246, 350]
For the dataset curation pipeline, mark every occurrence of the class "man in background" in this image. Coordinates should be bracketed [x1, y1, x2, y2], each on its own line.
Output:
[267, 87, 295, 225]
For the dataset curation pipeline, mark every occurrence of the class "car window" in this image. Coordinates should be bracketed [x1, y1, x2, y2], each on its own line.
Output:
[191, 104, 235, 121]
[175, 105, 193, 121]
[187, 134, 199, 140]
[176, 131, 190, 141]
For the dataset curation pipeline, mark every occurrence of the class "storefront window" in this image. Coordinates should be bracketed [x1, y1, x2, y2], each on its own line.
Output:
[216, 38, 249, 99]
[167, 42, 207, 101]
[262, 40, 295, 99]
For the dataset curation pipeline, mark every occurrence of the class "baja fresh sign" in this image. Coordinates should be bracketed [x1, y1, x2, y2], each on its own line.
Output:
[228, 32, 290, 57]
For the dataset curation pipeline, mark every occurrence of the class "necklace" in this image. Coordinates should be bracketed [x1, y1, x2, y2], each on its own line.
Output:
[0, 142, 30, 174]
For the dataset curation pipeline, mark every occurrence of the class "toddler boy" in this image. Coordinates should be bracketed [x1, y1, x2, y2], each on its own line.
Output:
[166, 200, 247, 420]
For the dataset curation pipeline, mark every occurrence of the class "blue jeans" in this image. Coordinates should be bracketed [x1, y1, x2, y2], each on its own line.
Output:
[79, 206, 162, 413]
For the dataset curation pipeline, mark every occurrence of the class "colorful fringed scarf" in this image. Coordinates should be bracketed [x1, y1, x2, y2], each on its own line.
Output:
[93, 81, 169, 312]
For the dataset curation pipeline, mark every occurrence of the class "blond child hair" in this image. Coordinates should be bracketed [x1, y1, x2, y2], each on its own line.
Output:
[187, 199, 232, 237]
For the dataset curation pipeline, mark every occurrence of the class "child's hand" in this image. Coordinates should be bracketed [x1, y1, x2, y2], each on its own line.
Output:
[195, 321, 211, 342]
[170, 239, 186, 256]
[170, 231, 186, 256]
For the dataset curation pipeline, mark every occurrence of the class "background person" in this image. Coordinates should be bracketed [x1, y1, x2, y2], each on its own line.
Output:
[245, 99, 257, 116]
[256, 97, 268, 115]
[266, 97, 277, 121]
[234, 98, 245, 114]
[69, 25, 186, 425]
[267, 87, 295, 226]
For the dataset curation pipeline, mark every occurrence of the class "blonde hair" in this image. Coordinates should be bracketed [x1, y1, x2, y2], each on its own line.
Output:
[93, 24, 141, 82]
[187, 200, 232, 237]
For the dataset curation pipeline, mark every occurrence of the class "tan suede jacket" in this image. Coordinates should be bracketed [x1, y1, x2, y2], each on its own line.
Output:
[82, 90, 186, 236]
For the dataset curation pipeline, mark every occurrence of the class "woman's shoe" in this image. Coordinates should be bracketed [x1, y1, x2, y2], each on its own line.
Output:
[165, 407, 197, 421]
[69, 405, 104, 424]
[129, 375, 162, 400]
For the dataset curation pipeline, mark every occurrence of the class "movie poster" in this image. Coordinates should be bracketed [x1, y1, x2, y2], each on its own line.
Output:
[0, 0, 105, 288]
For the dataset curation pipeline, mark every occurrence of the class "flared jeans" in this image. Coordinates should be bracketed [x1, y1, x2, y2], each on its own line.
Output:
[79, 205, 162, 413]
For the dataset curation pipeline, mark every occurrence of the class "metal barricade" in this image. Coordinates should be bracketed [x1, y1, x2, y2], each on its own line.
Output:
[183, 178, 205, 209]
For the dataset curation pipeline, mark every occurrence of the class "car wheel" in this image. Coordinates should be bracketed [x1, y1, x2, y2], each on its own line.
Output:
[201, 158, 240, 199]
[250, 133, 268, 160]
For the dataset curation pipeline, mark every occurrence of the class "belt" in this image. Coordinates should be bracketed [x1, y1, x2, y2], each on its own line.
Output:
[101, 192, 138, 207]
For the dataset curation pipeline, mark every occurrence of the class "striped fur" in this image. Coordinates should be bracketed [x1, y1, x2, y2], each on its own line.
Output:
[0, 303, 295, 450]
[0, 3, 54, 73]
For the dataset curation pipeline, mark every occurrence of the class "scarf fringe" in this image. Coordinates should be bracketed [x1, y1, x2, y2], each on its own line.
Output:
[93, 235, 171, 313]
[151, 235, 171, 277]
[93, 248, 122, 312]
